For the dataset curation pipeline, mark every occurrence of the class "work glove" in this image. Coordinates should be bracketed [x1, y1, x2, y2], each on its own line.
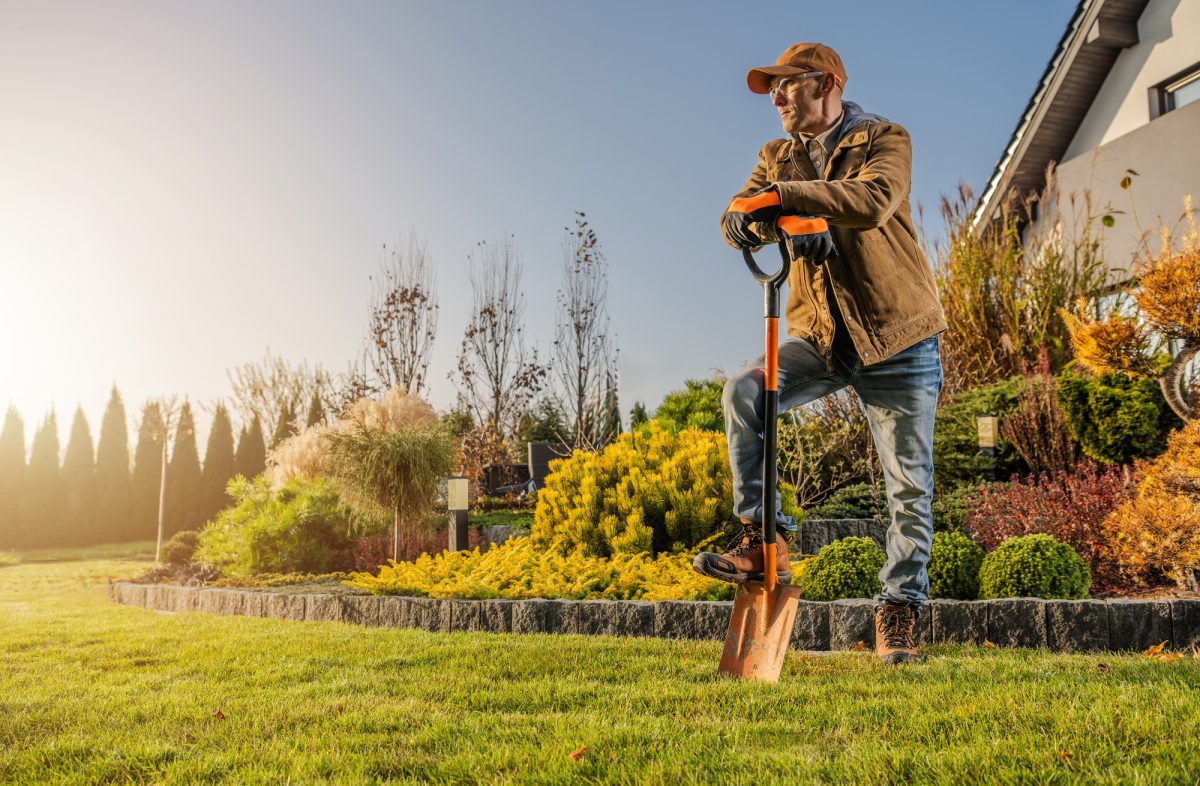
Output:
[782, 217, 836, 265]
[722, 187, 782, 249]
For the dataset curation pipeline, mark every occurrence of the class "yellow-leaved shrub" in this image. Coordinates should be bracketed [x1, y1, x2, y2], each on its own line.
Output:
[531, 421, 737, 557]
[1104, 418, 1200, 591]
[342, 535, 735, 601]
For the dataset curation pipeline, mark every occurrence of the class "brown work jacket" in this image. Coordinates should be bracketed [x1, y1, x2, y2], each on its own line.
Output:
[723, 108, 946, 366]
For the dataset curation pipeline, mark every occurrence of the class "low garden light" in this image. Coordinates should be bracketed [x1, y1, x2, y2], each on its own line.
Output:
[977, 415, 999, 481]
[447, 476, 469, 552]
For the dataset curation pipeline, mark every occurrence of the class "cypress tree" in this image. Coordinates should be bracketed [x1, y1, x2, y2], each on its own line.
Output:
[0, 406, 26, 549]
[19, 411, 60, 549]
[270, 399, 298, 450]
[305, 392, 326, 429]
[131, 402, 165, 544]
[94, 386, 132, 544]
[61, 408, 97, 546]
[165, 401, 203, 536]
[235, 415, 266, 480]
[601, 372, 622, 446]
[200, 403, 236, 525]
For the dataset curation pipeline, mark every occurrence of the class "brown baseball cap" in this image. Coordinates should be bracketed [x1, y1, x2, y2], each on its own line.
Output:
[746, 42, 847, 94]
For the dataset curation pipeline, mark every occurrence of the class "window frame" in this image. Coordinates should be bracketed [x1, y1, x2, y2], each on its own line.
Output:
[1149, 61, 1200, 120]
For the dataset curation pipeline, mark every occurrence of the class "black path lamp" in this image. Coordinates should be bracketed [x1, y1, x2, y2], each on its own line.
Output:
[447, 476, 469, 552]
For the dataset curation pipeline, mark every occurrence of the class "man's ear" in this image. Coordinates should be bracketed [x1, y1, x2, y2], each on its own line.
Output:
[820, 74, 837, 98]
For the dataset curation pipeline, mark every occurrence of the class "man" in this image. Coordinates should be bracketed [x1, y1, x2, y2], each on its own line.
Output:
[692, 43, 946, 664]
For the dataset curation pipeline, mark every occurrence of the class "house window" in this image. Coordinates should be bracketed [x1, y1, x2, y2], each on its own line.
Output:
[1151, 63, 1200, 118]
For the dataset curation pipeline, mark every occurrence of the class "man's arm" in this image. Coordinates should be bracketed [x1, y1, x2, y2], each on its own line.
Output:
[772, 124, 911, 229]
[719, 142, 784, 249]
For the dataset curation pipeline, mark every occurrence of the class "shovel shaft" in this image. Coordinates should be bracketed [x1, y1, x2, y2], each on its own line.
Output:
[762, 317, 779, 596]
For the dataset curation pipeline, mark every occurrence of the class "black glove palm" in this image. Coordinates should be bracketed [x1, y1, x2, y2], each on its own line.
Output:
[786, 228, 835, 265]
[722, 188, 782, 250]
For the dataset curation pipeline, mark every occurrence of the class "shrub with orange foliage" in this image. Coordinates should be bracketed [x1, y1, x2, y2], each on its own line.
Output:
[1104, 418, 1200, 592]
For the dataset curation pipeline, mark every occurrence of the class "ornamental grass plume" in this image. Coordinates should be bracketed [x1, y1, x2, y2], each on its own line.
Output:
[263, 425, 330, 490]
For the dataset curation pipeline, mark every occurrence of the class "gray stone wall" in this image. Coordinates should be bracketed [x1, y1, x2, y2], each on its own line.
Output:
[109, 582, 1200, 653]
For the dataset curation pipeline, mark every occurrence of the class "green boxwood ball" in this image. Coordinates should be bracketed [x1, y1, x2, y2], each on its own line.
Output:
[979, 533, 1090, 599]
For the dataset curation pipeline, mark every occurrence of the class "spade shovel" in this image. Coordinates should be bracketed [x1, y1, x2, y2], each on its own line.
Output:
[717, 213, 830, 682]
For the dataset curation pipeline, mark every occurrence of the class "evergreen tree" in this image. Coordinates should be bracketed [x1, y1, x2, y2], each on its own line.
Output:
[61, 408, 97, 546]
[270, 399, 298, 449]
[0, 406, 26, 548]
[165, 401, 203, 536]
[601, 371, 621, 445]
[200, 403, 236, 525]
[94, 386, 131, 544]
[629, 401, 650, 428]
[131, 402, 165, 543]
[234, 414, 266, 480]
[305, 391, 326, 428]
[18, 411, 60, 548]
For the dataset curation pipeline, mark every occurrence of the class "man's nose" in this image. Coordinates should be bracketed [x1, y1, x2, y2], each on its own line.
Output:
[771, 90, 787, 108]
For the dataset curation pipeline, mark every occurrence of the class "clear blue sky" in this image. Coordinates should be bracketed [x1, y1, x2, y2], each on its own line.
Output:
[0, 0, 1078, 452]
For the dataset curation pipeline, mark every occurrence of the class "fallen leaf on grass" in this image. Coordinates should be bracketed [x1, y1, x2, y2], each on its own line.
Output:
[1096, 662, 1110, 674]
[1143, 641, 1183, 662]
[212, 710, 226, 720]
[568, 746, 588, 762]
[1059, 750, 1076, 773]
[851, 641, 870, 652]
[982, 640, 996, 649]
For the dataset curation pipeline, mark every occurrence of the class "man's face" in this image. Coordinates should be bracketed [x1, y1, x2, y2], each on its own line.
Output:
[771, 73, 833, 134]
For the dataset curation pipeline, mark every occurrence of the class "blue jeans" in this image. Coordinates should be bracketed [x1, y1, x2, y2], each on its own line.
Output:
[723, 334, 943, 611]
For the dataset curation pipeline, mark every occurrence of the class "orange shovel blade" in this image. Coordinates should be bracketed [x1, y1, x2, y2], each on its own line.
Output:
[717, 580, 802, 682]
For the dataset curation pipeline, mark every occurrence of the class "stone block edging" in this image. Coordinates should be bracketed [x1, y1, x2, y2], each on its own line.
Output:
[109, 583, 1200, 653]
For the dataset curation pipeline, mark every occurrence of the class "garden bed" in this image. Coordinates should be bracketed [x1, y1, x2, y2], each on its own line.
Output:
[111, 581, 1200, 654]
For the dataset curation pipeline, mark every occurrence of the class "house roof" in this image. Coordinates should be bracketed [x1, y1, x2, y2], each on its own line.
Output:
[973, 0, 1150, 229]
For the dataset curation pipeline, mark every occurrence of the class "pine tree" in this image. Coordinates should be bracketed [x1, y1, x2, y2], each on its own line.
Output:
[61, 408, 97, 546]
[19, 411, 61, 548]
[200, 403, 236, 525]
[0, 406, 26, 548]
[235, 415, 267, 480]
[601, 371, 622, 445]
[165, 401, 203, 536]
[94, 386, 131, 544]
[131, 402, 165, 544]
[629, 401, 650, 428]
[305, 391, 326, 429]
[270, 399, 298, 449]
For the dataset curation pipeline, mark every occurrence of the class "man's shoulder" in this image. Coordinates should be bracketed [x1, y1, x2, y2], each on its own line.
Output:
[757, 137, 793, 161]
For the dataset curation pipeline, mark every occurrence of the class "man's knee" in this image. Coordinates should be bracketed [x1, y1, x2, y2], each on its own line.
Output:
[723, 369, 763, 415]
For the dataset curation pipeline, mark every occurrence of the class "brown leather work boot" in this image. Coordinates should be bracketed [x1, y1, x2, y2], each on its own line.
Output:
[691, 519, 792, 584]
[875, 602, 922, 664]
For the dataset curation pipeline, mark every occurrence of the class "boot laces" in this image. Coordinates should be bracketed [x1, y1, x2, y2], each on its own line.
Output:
[879, 605, 915, 648]
[725, 521, 764, 557]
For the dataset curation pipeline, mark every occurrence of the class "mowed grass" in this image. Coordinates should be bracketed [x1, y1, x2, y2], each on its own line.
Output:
[2, 558, 1199, 785]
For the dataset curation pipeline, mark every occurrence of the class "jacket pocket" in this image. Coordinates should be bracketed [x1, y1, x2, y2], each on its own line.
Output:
[844, 230, 936, 339]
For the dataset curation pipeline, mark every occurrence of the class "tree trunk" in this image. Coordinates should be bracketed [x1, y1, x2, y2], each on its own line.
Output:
[1159, 342, 1199, 421]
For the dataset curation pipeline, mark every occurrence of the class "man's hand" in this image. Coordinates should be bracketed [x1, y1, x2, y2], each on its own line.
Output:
[781, 216, 835, 265]
[723, 187, 782, 249]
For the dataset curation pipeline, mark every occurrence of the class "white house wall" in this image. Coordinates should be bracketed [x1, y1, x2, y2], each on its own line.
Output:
[1063, 0, 1200, 158]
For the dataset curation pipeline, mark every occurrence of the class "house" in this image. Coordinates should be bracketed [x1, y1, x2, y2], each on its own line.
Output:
[974, 0, 1200, 274]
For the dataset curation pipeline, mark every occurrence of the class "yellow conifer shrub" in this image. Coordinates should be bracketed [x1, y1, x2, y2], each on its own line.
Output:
[1104, 418, 1200, 590]
[531, 422, 736, 557]
[342, 535, 735, 601]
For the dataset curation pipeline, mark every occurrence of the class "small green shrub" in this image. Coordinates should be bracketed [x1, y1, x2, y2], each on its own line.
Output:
[798, 536, 885, 601]
[934, 378, 1023, 489]
[777, 481, 803, 523]
[1057, 367, 1181, 464]
[194, 475, 361, 578]
[928, 530, 984, 599]
[651, 377, 726, 433]
[978, 533, 1090, 599]
[805, 482, 888, 520]
[932, 483, 979, 532]
[160, 530, 200, 565]
[533, 421, 735, 557]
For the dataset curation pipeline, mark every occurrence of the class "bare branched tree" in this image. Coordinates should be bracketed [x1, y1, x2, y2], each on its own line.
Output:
[553, 212, 619, 450]
[367, 234, 439, 396]
[226, 349, 334, 434]
[454, 236, 546, 440]
[329, 345, 379, 419]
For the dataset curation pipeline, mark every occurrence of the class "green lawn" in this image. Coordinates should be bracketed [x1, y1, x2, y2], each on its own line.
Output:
[2, 555, 1199, 785]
